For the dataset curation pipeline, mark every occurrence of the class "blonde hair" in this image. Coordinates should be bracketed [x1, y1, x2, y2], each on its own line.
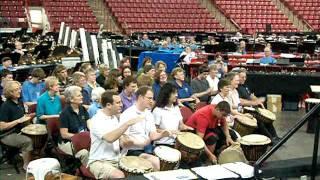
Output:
[137, 74, 153, 87]
[72, 71, 85, 85]
[209, 64, 218, 71]
[171, 67, 184, 78]
[4, 81, 21, 99]
[98, 64, 109, 74]
[45, 76, 58, 90]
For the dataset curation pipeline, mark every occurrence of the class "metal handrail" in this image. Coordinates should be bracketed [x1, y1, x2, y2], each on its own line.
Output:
[254, 103, 320, 180]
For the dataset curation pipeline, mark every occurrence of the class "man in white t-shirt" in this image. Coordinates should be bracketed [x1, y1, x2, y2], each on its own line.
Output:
[206, 64, 219, 94]
[120, 86, 171, 171]
[88, 91, 143, 179]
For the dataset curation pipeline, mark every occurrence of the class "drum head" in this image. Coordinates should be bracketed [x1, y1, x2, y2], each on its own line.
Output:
[119, 156, 153, 174]
[235, 116, 257, 127]
[176, 132, 205, 150]
[218, 144, 248, 164]
[244, 107, 256, 112]
[154, 146, 181, 162]
[240, 134, 271, 145]
[257, 108, 276, 121]
[305, 98, 320, 104]
[21, 124, 47, 135]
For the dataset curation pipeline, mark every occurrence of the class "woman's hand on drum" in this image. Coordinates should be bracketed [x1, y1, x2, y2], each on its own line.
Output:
[181, 125, 194, 131]
[18, 115, 32, 123]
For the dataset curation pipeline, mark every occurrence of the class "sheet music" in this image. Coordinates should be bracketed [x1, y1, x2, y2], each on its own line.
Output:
[144, 169, 197, 180]
[192, 165, 239, 179]
[221, 162, 256, 178]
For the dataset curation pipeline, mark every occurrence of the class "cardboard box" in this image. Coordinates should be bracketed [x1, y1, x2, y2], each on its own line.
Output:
[267, 102, 282, 112]
[267, 94, 282, 112]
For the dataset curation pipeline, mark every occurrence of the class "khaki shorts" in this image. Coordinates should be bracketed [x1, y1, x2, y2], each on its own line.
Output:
[89, 160, 119, 179]
[1, 133, 33, 152]
[58, 142, 89, 165]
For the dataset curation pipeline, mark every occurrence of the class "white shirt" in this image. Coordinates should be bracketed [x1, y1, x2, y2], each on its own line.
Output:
[228, 89, 241, 111]
[211, 93, 230, 105]
[206, 75, 219, 91]
[120, 104, 156, 150]
[88, 110, 121, 165]
[152, 105, 182, 145]
[180, 51, 196, 64]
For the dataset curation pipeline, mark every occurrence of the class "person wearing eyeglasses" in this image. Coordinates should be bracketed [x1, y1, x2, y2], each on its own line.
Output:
[119, 86, 172, 171]
[186, 101, 236, 164]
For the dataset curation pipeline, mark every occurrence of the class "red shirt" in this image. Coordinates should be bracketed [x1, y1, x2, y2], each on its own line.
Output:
[186, 105, 226, 134]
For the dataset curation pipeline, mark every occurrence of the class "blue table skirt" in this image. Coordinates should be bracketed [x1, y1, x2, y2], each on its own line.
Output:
[138, 51, 181, 73]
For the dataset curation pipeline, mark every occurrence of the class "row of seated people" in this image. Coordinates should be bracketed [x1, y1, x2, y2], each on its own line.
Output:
[0, 60, 279, 178]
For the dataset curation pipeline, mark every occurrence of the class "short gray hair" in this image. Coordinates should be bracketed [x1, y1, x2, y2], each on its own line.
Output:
[91, 87, 105, 102]
[64, 85, 82, 103]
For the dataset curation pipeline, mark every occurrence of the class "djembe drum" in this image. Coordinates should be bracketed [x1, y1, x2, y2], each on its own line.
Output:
[218, 143, 248, 164]
[240, 134, 271, 162]
[175, 132, 205, 164]
[243, 107, 258, 117]
[305, 98, 320, 133]
[154, 146, 181, 171]
[233, 115, 257, 136]
[119, 156, 153, 177]
[256, 108, 276, 124]
[21, 124, 48, 155]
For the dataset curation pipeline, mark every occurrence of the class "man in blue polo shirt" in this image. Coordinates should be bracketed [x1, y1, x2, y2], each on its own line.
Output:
[22, 68, 46, 104]
[260, 47, 277, 65]
[139, 34, 153, 48]
[36, 76, 61, 124]
[171, 67, 200, 108]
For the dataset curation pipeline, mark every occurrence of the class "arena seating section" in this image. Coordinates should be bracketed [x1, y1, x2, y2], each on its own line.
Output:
[281, 0, 320, 31]
[0, 0, 28, 28]
[105, 0, 226, 33]
[1, 0, 319, 33]
[43, 0, 99, 32]
[214, 0, 299, 33]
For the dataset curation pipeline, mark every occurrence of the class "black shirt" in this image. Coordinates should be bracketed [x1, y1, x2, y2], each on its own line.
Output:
[237, 84, 252, 100]
[59, 104, 89, 143]
[96, 75, 105, 87]
[0, 99, 25, 136]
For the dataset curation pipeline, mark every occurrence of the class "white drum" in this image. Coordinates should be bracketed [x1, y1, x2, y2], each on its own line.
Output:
[154, 146, 181, 171]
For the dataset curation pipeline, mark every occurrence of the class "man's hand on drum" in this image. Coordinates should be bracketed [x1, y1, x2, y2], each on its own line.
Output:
[120, 135, 134, 148]
[226, 136, 235, 146]
[208, 154, 218, 165]
[160, 130, 172, 138]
